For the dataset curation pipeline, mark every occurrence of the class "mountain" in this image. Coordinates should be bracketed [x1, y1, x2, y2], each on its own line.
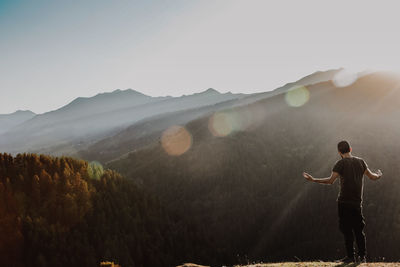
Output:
[77, 98, 241, 163]
[0, 88, 243, 155]
[233, 68, 345, 106]
[0, 69, 341, 156]
[107, 72, 400, 265]
[78, 69, 344, 163]
[51, 89, 165, 120]
[0, 89, 166, 154]
[0, 110, 35, 134]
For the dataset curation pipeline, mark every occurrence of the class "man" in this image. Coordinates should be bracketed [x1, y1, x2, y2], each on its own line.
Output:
[302, 140, 382, 263]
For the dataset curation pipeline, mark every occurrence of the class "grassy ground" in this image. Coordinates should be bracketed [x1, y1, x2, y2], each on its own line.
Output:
[177, 262, 400, 267]
[234, 262, 400, 267]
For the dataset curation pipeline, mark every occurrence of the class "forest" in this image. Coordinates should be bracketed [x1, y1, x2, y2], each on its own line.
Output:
[0, 153, 212, 267]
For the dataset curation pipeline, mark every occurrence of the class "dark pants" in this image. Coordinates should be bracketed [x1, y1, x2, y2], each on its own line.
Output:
[338, 202, 366, 258]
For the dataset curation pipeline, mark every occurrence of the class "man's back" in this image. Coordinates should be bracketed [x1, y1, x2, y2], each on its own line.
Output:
[333, 156, 368, 206]
[303, 140, 382, 262]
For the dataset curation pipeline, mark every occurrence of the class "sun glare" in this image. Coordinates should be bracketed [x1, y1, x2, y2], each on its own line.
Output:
[161, 125, 193, 156]
[208, 112, 234, 137]
[285, 86, 310, 107]
[332, 69, 359, 87]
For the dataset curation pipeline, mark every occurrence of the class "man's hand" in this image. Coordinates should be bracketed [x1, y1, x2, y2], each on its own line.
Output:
[303, 172, 314, 182]
[365, 168, 383, 180]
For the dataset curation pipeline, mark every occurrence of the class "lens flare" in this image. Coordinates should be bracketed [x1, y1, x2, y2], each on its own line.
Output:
[333, 69, 358, 87]
[161, 125, 192, 156]
[208, 112, 234, 137]
[88, 161, 104, 180]
[285, 86, 310, 107]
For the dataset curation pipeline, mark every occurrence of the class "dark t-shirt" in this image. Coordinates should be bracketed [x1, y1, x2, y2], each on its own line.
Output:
[332, 156, 368, 207]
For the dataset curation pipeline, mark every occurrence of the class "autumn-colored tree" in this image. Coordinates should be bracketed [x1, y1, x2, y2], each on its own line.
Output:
[0, 153, 193, 267]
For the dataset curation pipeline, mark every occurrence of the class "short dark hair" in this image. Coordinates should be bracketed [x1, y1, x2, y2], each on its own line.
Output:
[337, 140, 351, 154]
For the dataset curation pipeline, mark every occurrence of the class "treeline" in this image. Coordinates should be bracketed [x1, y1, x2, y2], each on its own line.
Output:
[0, 153, 211, 267]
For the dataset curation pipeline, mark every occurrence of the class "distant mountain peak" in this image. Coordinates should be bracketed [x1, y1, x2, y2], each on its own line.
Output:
[14, 110, 35, 115]
[107, 88, 147, 96]
[54, 88, 154, 115]
[201, 88, 220, 94]
[0, 109, 36, 135]
[1, 110, 35, 116]
[68, 89, 150, 104]
[112, 88, 137, 93]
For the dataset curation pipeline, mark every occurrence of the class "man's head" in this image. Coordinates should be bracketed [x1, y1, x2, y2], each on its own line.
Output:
[337, 140, 352, 157]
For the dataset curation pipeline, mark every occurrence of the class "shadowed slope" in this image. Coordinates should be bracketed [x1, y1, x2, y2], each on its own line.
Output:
[109, 72, 400, 265]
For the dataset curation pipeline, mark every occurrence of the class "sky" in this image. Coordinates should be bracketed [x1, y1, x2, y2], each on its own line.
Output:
[1, 0, 400, 114]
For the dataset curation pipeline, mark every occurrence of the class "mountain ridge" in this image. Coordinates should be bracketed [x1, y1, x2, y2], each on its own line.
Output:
[0, 87, 245, 154]
[0, 68, 357, 157]
[78, 68, 349, 163]
[0, 109, 36, 134]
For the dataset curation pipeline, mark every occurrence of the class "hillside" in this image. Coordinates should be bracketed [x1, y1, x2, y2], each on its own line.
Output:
[108, 72, 400, 265]
[2, 70, 398, 267]
[78, 98, 241, 163]
[0, 153, 211, 267]
[79, 69, 343, 163]
[0, 110, 35, 134]
[234, 68, 343, 107]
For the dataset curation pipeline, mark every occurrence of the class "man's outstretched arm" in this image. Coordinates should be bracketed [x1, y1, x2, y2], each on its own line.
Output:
[303, 171, 339, 185]
[365, 168, 383, 180]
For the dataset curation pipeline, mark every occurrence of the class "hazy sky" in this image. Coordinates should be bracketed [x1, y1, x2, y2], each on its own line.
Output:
[1, 0, 400, 114]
